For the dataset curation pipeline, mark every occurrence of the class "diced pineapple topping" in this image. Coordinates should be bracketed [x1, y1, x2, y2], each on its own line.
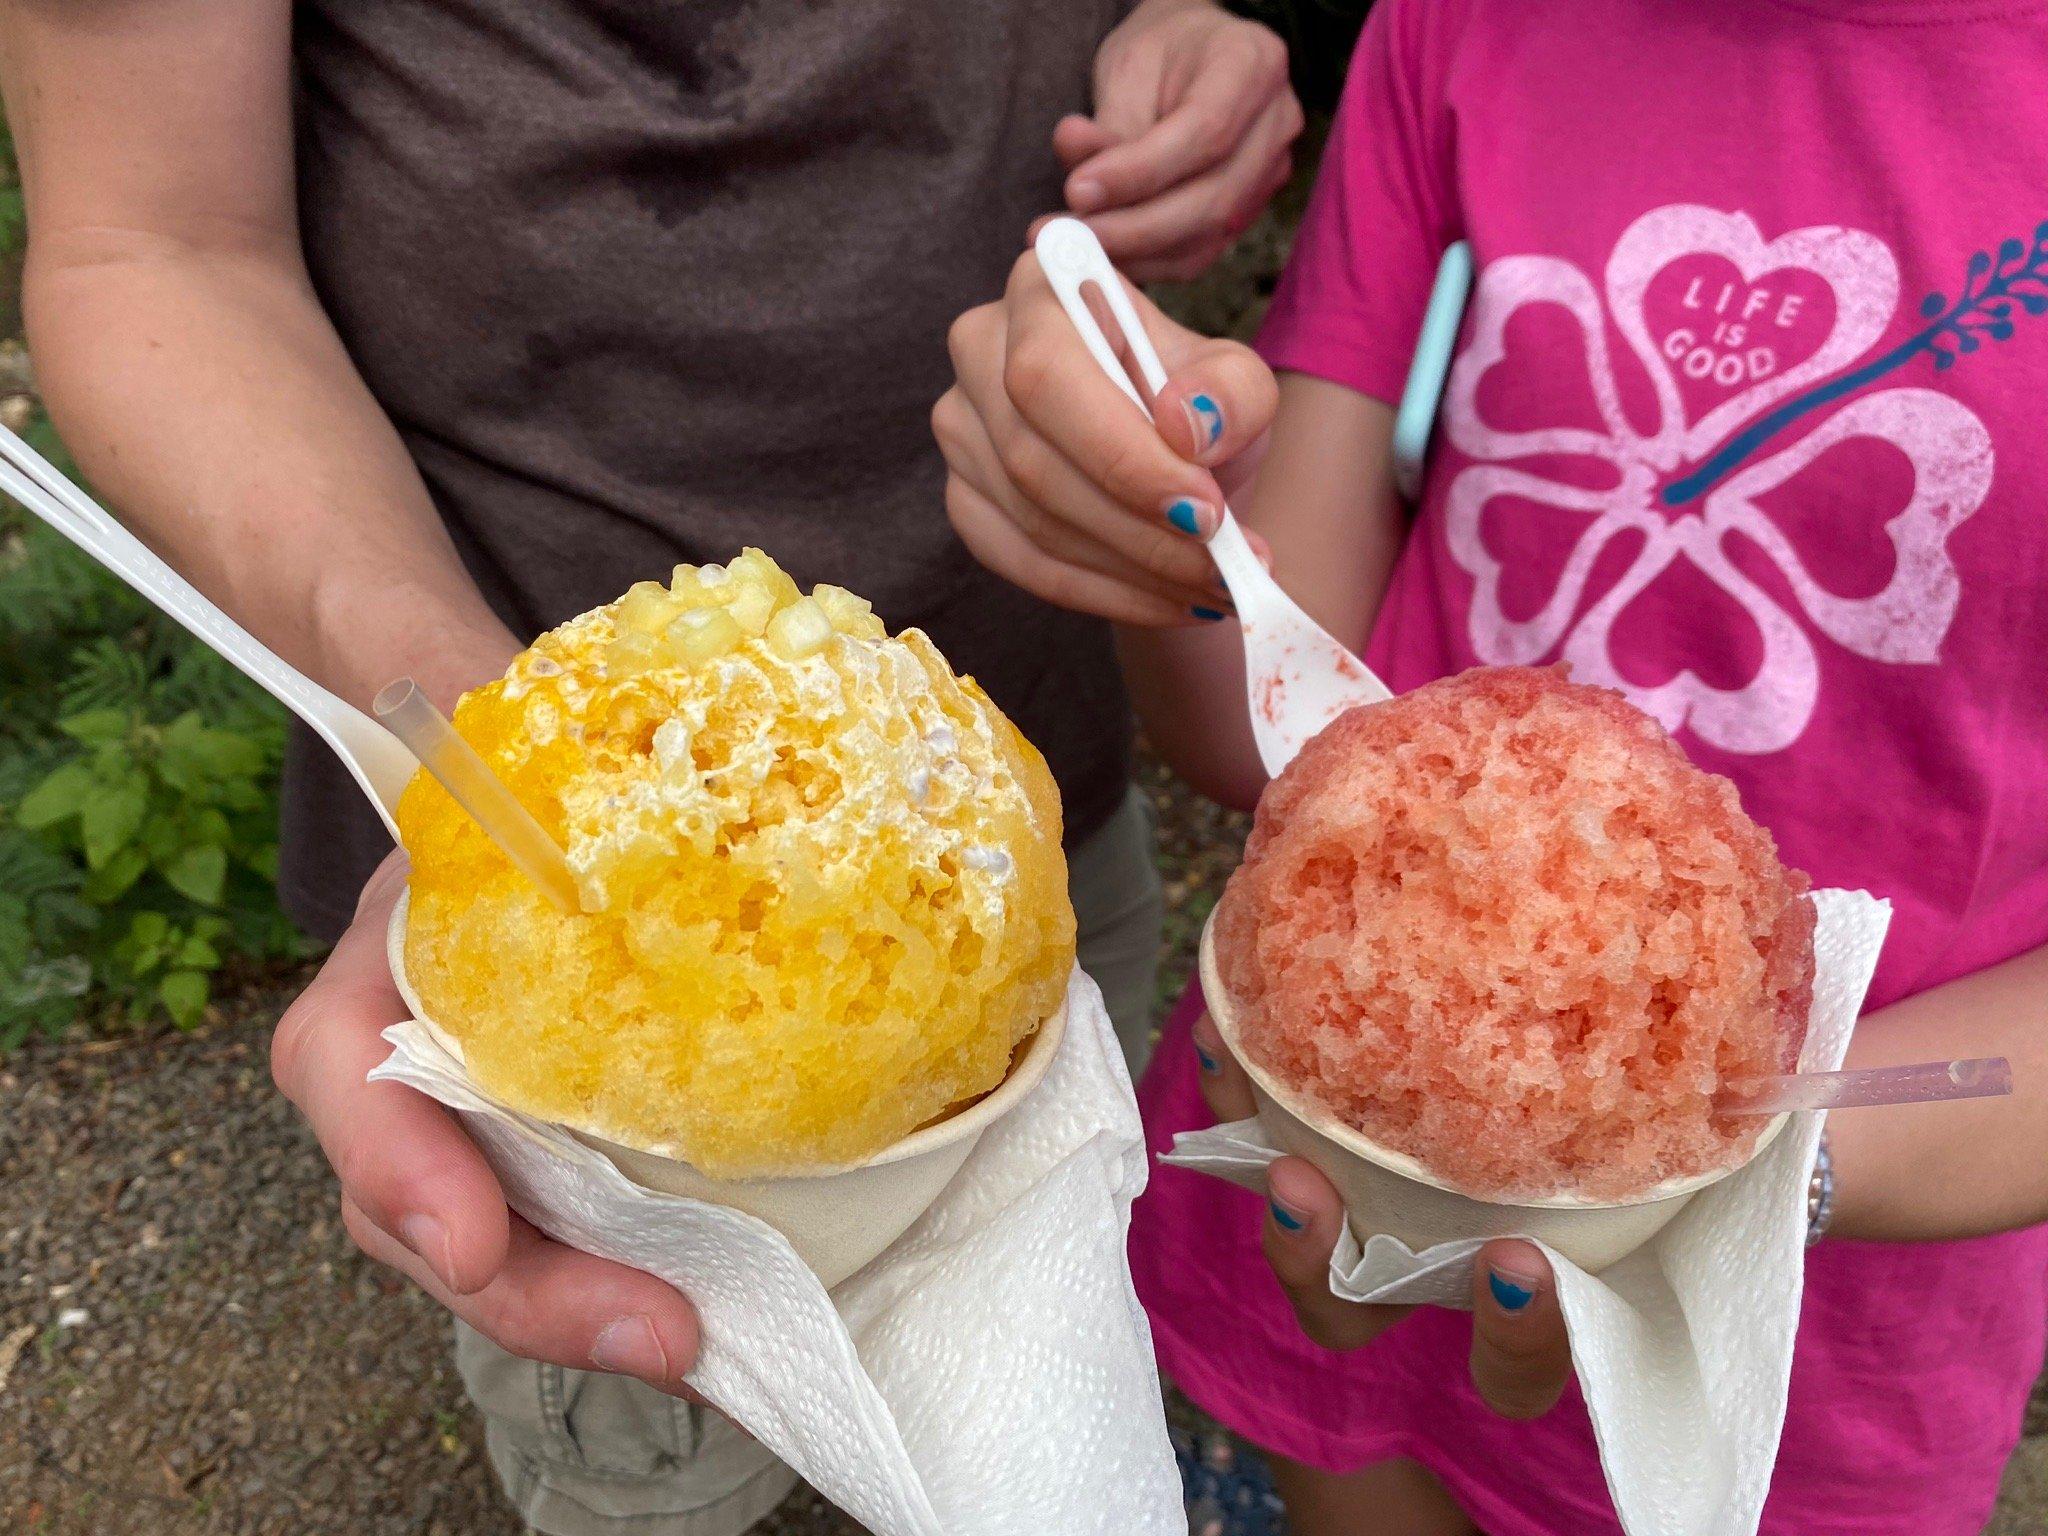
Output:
[813, 583, 885, 639]
[728, 548, 802, 608]
[604, 629, 667, 676]
[669, 563, 733, 610]
[617, 580, 681, 636]
[666, 605, 743, 664]
[727, 581, 778, 637]
[766, 596, 833, 660]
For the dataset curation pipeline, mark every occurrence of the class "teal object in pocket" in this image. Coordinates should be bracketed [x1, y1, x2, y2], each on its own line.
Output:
[1392, 241, 1473, 502]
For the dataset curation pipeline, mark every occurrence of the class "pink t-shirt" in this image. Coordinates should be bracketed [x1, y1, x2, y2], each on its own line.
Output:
[1129, 0, 2048, 1531]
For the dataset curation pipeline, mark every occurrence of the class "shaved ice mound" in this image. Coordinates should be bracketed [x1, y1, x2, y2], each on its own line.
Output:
[1214, 666, 1815, 1201]
[399, 549, 1075, 1178]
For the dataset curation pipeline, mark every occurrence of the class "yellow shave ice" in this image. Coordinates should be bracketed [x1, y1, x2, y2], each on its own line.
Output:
[398, 549, 1075, 1176]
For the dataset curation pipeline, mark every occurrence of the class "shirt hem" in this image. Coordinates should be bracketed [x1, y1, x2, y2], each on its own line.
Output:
[1152, 1308, 1560, 1536]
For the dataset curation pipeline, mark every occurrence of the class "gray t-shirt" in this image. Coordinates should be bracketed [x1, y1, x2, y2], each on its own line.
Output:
[282, 0, 1135, 938]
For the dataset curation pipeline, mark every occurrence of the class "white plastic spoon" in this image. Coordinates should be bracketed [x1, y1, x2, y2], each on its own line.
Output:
[1033, 217, 1392, 777]
[0, 423, 415, 839]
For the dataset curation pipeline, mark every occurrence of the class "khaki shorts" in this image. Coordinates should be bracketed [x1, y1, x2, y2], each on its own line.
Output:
[460, 787, 1165, 1535]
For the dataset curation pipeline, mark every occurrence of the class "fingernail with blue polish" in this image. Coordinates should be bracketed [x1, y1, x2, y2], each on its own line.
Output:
[1164, 496, 1212, 536]
[1184, 393, 1225, 452]
[1191, 605, 1227, 622]
[1269, 1198, 1306, 1233]
[1487, 1268, 1536, 1312]
[1195, 1043, 1221, 1075]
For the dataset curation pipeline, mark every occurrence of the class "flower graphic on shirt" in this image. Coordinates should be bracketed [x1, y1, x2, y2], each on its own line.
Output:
[1441, 204, 2029, 755]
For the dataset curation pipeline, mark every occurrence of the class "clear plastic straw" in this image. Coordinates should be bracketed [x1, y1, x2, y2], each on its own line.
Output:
[1718, 1057, 2012, 1116]
[373, 678, 580, 913]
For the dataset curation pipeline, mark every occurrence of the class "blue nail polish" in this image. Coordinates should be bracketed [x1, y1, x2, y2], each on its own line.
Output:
[1195, 1044, 1221, 1074]
[1269, 1199, 1305, 1232]
[1166, 498, 1202, 535]
[1188, 393, 1225, 449]
[1191, 606, 1226, 622]
[1487, 1269, 1536, 1312]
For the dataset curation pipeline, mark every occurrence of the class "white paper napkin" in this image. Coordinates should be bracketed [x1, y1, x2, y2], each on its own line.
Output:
[370, 967, 1183, 1536]
[1163, 887, 1890, 1536]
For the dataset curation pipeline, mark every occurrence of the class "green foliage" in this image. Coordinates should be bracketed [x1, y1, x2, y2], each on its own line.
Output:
[0, 419, 303, 1047]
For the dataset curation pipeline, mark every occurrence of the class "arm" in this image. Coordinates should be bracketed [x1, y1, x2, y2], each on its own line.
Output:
[1, 0, 517, 712]
[5, 0, 700, 1393]
[1118, 374, 1406, 810]
[1829, 941, 2048, 1241]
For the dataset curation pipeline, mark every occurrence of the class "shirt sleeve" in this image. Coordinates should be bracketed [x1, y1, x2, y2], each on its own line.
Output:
[1257, 0, 1460, 406]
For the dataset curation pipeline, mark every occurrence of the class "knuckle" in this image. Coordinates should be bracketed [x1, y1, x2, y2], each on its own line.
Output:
[1194, 111, 1236, 165]
[332, 1132, 393, 1210]
[929, 391, 957, 444]
[1094, 432, 1161, 506]
[1003, 250, 1046, 303]
[1136, 522, 1201, 582]
[1002, 333, 1058, 409]
[942, 479, 985, 541]
[1256, 31, 1290, 83]
[470, 1287, 545, 1364]
[1482, 1368, 1566, 1421]
[269, 992, 331, 1102]
[945, 304, 992, 370]
[340, 1195, 377, 1253]
[1288, 1296, 1355, 1354]
[999, 432, 1056, 504]
[1036, 560, 1091, 616]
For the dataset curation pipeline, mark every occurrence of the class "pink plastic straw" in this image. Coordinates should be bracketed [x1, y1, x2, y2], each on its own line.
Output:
[1718, 1057, 2012, 1116]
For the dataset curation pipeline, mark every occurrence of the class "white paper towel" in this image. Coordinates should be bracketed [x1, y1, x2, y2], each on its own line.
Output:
[369, 967, 1183, 1536]
[1163, 887, 1891, 1536]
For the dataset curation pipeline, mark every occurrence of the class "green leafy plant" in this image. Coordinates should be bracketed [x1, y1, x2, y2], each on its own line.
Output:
[0, 418, 302, 1047]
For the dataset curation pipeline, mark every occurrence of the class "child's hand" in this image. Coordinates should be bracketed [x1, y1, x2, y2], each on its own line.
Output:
[1192, 1012, 1574, 1421]
[1060, 0, 1303, 282]
[934, 250, 1277, 626]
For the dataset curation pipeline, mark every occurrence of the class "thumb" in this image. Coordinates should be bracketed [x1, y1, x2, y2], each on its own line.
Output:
[1467, 1239, 1573, 1421]
[1263, 1157, 1412, 1352]
[1152, 343, 1279, 469]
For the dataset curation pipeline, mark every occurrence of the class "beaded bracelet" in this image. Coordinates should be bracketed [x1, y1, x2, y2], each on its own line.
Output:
[1805, 1132, 1835, 1247]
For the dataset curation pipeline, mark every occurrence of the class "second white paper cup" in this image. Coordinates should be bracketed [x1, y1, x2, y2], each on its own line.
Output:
[387, 891, 1067, 1288]
[1199, 915, 1787, 1273]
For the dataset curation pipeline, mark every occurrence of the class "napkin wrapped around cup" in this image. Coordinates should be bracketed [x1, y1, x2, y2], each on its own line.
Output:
[369, 966, 1183, 1536]
[1163, 887, 1891, 1536]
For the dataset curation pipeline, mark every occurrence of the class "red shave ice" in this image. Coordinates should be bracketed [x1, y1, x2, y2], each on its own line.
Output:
[1214, 666, 1816, 1201]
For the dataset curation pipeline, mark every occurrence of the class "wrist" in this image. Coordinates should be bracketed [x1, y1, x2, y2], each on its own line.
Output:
[311, 571, 520, 715]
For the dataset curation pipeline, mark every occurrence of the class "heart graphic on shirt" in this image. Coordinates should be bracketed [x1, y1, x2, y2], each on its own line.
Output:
[1605, 206, 1899, 465]
[1639, 255, 1841, 430]
[1440, 203, 1994, 757]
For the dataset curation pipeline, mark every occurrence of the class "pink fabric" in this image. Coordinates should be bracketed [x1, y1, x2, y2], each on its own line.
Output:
[1131, 0, 2048, 1531]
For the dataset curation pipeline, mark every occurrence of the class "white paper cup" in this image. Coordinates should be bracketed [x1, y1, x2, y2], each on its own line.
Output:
[1199, 916, 1787, 1273]
[388, 891, 1067, 1288]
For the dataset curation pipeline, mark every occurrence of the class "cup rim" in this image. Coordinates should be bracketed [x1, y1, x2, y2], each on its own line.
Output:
[386, 889, 1068, 1182]
[1199, 913, 1788, 1210]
